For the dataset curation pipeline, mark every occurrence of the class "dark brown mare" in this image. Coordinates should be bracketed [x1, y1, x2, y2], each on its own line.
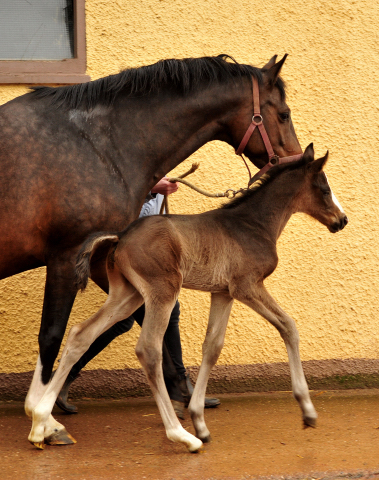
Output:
[0, 54, 301, 438]
[28, 145, 348, 451]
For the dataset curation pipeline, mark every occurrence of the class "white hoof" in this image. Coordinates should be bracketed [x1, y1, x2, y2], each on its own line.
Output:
[167, 427, 203, 452]
[188, 436, 203, 453]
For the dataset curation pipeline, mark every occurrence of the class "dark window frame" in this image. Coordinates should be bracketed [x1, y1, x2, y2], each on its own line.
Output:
[0, 0, 90, 84]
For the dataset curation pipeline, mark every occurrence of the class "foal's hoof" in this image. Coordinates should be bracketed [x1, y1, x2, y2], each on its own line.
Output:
[188, 437, 204, 453]
[199, 434, 211, 443]
[303, 416, 317, 429]
[45, 428, 77, 446]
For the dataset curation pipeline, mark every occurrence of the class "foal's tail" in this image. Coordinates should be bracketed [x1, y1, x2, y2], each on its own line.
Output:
[75, 232, 120, 292]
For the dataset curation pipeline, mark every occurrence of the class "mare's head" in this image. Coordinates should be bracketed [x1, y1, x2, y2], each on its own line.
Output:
[227, 55, 302, 169]
[295, 144, 348, 233]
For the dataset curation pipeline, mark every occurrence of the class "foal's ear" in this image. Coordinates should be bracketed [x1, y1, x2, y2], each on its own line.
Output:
[303, 143, 315, 164]
[308, 151, 329, 173]
[262, 55, 278, 70]
[262, 53, 288, 87]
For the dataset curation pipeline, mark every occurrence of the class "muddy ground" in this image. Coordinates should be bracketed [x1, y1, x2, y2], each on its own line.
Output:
[1, 389, 379, 480]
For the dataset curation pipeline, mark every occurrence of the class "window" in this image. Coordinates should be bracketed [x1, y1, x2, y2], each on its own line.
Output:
[0, 0, 90, 84]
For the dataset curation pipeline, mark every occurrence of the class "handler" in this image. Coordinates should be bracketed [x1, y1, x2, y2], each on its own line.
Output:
[56, 178, 220, 419]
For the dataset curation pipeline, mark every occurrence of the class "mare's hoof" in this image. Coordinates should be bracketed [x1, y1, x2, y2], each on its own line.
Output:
[200, 434, 211, 443]
[45, 428, 77, 446]
[303, 416, 317, 429]
[29, 440, 45, 450]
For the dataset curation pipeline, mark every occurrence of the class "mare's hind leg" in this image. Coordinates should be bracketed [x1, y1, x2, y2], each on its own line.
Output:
[237, 283, 317, 428]
[25, 252, 78, 445]
[28, 267, 143, 449]
[136, 300, 202, 453]
[188, 293, 233, 442]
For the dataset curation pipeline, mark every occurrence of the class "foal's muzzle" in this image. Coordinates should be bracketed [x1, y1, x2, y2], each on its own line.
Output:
[328, 214, 349, 233]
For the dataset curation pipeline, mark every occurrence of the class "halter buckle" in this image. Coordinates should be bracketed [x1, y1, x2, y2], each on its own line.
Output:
[269, 155, 280, 165]
[252, 114, 263, 126]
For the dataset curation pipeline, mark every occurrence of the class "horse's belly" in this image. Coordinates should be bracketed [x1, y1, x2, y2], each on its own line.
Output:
[182, 270, 229, 293]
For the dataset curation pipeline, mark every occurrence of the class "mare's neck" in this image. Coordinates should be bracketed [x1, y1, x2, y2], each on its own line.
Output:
[113, 78, 251, 192]
[233, 172, 304, 243]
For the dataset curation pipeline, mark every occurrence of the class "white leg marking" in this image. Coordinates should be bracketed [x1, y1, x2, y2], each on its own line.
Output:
[25, 356, 48, 417]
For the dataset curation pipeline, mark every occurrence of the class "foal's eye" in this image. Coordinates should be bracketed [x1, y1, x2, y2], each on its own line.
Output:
[321, 188, 331, 196]
[279, 112, 290, 122]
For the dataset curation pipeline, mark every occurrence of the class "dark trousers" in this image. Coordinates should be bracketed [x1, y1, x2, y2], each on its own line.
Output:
[67, 300, 186, 401]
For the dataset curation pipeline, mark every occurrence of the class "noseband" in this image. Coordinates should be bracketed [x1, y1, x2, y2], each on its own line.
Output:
[236, 76, 303, 184]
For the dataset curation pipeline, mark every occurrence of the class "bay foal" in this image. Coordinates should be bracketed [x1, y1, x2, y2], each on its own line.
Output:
[29, 144, 348, 452]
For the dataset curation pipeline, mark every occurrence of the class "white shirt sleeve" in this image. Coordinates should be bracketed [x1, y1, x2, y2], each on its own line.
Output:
[139, 194, 165, 218]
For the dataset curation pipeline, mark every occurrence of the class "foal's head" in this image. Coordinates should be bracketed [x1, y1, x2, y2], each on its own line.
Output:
[297, 144, 348, 233]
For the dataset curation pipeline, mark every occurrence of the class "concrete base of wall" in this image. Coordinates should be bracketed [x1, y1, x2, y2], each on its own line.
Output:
[1, 359, 379, 401]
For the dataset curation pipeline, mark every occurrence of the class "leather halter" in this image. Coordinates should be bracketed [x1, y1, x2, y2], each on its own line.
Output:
[236, 76, 303, 184]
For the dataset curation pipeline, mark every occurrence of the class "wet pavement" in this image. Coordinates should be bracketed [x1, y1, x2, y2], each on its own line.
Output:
[1, 389, 379, 480]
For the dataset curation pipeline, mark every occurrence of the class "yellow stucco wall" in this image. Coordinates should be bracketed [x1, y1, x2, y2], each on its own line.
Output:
[1, 0, 378, 375]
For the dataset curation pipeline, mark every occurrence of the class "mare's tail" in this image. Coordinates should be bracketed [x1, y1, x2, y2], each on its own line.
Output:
[75, 232, 120, 292]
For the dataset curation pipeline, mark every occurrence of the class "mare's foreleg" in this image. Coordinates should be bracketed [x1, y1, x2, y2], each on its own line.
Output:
[188, 293, 233, 442]
[25, 252, 78, 444]
[28, 268, 143, 449]
[239, 283, 317, 428]
[135, 300, 203, 453]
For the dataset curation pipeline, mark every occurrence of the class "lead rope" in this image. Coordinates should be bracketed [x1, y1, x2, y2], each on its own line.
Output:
[160, 157, 254, 215]
[159, 163, 200, 215]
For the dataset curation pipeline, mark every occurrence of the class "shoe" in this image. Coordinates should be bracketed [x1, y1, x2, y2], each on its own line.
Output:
[171, 400, 185, 420]
[204, 396, 221, 408]
[55, 374, 79, 414]
[183, 373, 221, 408]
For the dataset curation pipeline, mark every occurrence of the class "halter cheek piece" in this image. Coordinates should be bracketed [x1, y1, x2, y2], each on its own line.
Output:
[236, 76, 303, 184]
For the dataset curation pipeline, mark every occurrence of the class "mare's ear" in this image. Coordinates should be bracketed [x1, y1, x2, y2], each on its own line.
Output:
[262, 53, 288, 87]
[308, 151, 329, 173]
[262, 55, 278, 70]
[303, 143, 315, 164]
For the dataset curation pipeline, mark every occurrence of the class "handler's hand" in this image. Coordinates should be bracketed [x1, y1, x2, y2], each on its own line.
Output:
[151, 177, 179, 196]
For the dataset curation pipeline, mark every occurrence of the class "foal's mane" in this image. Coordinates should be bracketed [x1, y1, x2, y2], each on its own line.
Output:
[222, 157, 307, 209]
[29, 55, 286, 110]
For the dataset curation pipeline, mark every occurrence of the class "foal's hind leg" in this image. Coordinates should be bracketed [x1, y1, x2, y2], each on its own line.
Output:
[136, 299, 203, 453]
[188, 292, 233, 442]
[28, 270, 143, 449]
[237, 283, 317, 428]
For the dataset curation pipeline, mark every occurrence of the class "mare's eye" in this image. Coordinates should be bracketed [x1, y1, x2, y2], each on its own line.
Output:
[321, 188, 331, 196]
[279, 112, 290, 122]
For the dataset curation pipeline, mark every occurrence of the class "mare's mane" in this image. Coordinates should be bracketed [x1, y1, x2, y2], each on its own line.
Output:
[222, 156, 307, 209]
[29, 55, 286, 110]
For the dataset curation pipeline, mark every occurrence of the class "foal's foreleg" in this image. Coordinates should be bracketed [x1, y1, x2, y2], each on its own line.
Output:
[29, 276, 143, 449]
[135, 300, 203, 453]
[240, 284, 317, 428]
[188, 292, 233, 442]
